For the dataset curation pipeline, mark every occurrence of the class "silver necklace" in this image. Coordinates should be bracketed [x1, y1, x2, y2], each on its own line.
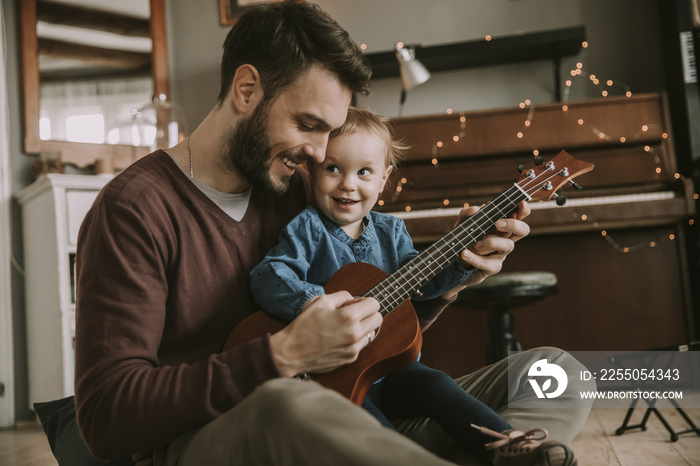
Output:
[187, 136, 194, 178]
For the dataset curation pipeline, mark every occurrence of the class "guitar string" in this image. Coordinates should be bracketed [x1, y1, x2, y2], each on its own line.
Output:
[370, 170, 559, 312]
[374, 167, 566, 309]
[372, 193, 517, 310]
[371, 192, 521, 314]
[372, 191, 522, 313]
[377, 187, 524, 300]
[369, 166, 566, 315]
[383, 166, 565, 299]
[369, 201, 512, 312]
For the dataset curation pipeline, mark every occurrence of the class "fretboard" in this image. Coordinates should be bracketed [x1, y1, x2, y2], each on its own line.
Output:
[364, 185, 529, 316]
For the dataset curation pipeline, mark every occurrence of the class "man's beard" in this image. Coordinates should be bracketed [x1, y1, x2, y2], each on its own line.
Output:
[224, 101, 295, 195]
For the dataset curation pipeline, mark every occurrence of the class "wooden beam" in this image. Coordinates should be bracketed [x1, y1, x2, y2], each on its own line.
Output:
[366, 26, 585, 79]
[39, 67, 151, 82]
[37, 0, 150, 38]
[38, 38, 151, 71]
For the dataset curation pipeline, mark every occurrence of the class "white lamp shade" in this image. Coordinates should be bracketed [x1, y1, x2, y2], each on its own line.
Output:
[395, 44, 431, 90]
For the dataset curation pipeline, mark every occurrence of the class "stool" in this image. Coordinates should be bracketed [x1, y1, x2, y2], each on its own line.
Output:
[454, 271, 558, 364]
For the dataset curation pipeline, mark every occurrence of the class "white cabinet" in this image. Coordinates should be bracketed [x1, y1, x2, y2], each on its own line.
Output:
[17, 174, 110, 408]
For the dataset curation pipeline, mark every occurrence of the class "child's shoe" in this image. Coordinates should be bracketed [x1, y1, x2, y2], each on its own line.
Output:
[471, 424, 577, 466]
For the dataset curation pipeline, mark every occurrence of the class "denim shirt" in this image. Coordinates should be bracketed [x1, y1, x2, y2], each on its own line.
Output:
[250, 206, 473, 321]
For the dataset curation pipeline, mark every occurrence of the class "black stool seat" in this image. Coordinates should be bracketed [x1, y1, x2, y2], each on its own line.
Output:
[455, 271, 558, 363]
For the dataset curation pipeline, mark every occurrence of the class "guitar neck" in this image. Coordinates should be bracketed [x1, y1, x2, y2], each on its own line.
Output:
[365, 185, 528, 316]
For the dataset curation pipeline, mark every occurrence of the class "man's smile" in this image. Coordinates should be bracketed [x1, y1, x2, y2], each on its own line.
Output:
[281, 155, 300, 169]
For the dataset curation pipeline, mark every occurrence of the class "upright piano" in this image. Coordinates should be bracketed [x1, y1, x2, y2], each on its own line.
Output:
[378, 92, 697, 375]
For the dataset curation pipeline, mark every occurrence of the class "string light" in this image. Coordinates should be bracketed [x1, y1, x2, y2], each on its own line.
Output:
[388, 38, 696, 254]
[553, 46, 696, 252]
[570, 208, 693, 254]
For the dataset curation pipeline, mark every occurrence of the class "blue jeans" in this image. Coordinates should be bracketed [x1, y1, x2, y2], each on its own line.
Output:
[362, 361, 512, 463]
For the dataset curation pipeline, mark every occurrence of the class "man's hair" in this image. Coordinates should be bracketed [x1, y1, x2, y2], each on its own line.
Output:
[218, 0, 372, 105]
[331, 107, 407, 168]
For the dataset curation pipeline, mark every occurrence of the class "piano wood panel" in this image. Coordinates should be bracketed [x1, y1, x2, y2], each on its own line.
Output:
[421, 225, 694, 377]
[385, 144, 674, 212]
[392, 180, 694, 242]
[382, 92, 697, 376]
[390, 93, 673, 163]
[381, 93, 680, 214]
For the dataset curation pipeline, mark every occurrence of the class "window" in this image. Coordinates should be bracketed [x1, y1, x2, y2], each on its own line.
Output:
[65, 113, 105, 144]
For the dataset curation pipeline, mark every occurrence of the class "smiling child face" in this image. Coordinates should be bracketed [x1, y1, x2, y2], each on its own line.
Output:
[312, 130, 392, 239]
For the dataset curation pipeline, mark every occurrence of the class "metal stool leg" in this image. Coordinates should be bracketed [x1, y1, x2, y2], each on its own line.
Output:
[486, 309, 522, 364]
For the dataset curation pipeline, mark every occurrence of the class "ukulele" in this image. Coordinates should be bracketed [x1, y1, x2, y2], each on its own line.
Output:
[224, 150, 594, 405]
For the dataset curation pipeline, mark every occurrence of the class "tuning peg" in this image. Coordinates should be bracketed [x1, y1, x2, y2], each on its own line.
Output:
[534, 156, 545, 166]
[568, 180, 583, 191]
[553, 193, 567, 206]
[517, 164, 526, 173]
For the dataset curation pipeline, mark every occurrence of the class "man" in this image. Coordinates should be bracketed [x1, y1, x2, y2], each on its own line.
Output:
[74, 2, 589, 465]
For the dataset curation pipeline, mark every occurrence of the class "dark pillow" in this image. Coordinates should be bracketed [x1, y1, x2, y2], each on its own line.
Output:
[33, 396, 134, 466]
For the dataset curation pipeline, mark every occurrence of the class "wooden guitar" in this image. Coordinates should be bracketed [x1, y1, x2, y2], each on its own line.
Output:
[224, 150, 594, 405]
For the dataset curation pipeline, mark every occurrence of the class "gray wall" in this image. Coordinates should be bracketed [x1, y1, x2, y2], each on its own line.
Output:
[168, 0, 664, 128]
[7, 0, 664, 420]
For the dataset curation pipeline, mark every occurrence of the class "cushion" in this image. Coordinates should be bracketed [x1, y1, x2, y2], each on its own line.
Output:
[33, 396, 134, 466]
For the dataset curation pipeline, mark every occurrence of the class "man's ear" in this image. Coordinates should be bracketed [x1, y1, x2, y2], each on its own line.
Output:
[230, 64, 263, 114]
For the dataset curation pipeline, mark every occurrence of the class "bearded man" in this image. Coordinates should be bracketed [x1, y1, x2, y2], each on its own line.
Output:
[74, 2, 586, 466]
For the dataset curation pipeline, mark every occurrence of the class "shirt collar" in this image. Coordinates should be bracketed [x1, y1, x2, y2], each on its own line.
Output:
[313, 206, 377, 246]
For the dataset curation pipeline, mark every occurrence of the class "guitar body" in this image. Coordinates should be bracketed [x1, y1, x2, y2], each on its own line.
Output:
[224, 262, 422, 405]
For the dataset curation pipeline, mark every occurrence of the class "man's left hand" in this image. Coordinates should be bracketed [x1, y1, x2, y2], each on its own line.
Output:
[443, 201, 531, 297]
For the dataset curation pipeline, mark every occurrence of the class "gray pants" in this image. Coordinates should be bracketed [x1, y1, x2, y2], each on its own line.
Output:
[160, 347, 594, 465]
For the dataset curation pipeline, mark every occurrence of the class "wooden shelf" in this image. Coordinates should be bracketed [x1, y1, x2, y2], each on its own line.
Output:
[365, 26, 586, 100]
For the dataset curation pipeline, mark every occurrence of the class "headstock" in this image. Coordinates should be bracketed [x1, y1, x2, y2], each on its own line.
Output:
[516, 150, 594, 205]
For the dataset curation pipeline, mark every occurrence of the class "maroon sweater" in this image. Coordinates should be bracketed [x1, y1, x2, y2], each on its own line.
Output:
[74, 150, 453, 460]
